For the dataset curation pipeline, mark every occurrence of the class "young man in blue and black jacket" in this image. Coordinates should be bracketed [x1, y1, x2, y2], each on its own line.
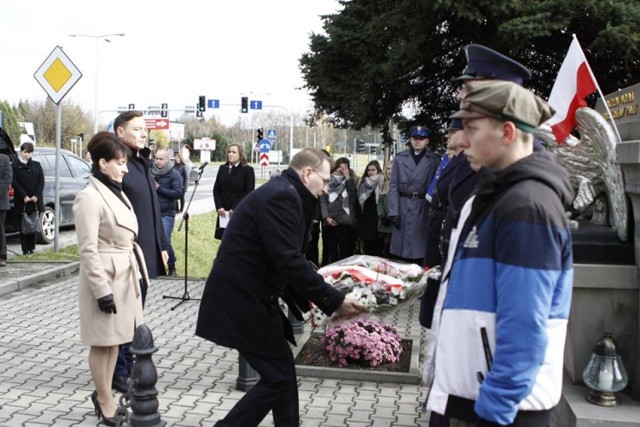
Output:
[424, 80, 574, 426]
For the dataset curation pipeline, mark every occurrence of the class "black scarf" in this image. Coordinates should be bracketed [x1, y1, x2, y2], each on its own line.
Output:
[93, 170, 128, 207]
[411, 149, 426, 165]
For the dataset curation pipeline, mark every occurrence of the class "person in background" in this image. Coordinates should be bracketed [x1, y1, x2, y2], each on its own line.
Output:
[320, 157, 358, 265]
[356, 160, 383, 256]
[113, 110, 168, 394]
[377, 160, 394, 258]
[213, 143, 255, 240]
[173, 152, 190, 213]
[443, 44, 532, 267]
[196, 148, 367, 427]
[305, 150, 331, 268]
[11, 142, 44, 256]
[152, 148, 183, 277]
[0, 153, 12, 266]
[423, 43, 534, 427]
[269, 168, 282, 180]
[180, 144, 191, 163]
[74, 132, 148, 427]
[387, 126, 440, 264]
[419, 117, 464, 328]
[425, 81, 573, 426]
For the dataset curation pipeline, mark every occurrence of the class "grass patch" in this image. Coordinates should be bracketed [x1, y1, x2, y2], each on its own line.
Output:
[16, 212, 222, 279]
[18, 245, 80, 262]
[171, 210, 221, 279]
[17, 207, 322, 280]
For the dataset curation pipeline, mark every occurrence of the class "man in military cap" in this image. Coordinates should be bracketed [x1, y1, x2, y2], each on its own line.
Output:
[455, 44, 532, 100]
[424, 80, 574, 426]
[443, 44, 532, 267]
[387, 125, 440, 264]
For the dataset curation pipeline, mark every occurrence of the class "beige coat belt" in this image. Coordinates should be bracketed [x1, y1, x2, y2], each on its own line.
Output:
[97, 244, 146, 299]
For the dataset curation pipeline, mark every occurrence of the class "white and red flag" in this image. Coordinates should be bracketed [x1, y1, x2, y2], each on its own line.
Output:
[546, 36, 598, 144]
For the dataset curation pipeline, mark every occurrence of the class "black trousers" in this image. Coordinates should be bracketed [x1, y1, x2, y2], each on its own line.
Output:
[322, 224, 355, 266]
[215, 349, 298, 426]
[114, 280, 148, 377]
[20, 230, 37, 254]
[0, 211, 6, 260]
[430, 408, 551, 426]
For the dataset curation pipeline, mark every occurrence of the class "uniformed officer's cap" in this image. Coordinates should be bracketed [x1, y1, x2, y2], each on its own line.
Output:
[446, 112, 463, 132]
[451, 81, 554, 133]
[409, 126, 430, 138]
[455, 44, 532, 86]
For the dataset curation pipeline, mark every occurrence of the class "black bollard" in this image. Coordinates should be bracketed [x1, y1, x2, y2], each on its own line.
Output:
[129, 324, 165, 427]
[236, 354, 259, 391]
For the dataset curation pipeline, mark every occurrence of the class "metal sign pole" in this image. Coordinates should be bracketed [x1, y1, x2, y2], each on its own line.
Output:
[54, 104, 61, 252]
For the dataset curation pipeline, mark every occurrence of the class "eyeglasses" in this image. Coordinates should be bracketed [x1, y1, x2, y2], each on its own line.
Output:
[311, 169, 330, 186]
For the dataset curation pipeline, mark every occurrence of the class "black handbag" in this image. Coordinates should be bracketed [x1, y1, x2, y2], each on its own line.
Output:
[21, 204, 42, 235]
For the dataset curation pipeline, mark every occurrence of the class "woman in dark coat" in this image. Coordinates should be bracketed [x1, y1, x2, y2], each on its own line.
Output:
[12, 142, 44, 255]
[213, 143, 255, 239]
[320, 157, 358, 265]
[356, 160, 383, 256]
[173, 152, 190, 212]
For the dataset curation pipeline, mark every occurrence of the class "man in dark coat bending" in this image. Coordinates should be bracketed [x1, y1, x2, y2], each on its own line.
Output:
[196, 148, 366, 427]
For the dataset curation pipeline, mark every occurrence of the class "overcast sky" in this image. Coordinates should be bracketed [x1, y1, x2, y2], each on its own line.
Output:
[0, 0, 341, 126]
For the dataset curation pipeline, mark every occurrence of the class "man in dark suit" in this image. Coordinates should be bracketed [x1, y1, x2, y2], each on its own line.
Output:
[196, 148, 366, 427]
[112, 110, 168, 393]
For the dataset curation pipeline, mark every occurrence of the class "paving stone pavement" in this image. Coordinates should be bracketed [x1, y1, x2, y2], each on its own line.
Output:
[0, 270, 431, 427]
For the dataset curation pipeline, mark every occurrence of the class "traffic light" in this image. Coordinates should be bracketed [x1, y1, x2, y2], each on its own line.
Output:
[357, 139, 366, 153]
[241, 96, 249, 113]
[198, 96, 206, 112]
[256, 127, 264, 142]
[161, 103, 168, 118]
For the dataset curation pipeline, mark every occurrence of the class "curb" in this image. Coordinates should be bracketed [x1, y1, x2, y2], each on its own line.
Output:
[0, 262, 80, 297]
[293, 330, 421, 384]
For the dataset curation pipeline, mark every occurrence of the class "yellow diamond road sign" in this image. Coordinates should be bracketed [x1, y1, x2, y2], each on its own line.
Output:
[34, 46, 82, 105]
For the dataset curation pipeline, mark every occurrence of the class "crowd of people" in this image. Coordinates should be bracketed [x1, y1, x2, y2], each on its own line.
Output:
[68, 41, 574, 427]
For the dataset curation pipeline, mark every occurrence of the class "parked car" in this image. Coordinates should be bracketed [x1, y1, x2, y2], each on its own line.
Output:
[1, 129, 91, 244]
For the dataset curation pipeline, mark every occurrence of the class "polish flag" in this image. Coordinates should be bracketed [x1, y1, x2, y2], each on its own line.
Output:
[546, 36, 598, 144]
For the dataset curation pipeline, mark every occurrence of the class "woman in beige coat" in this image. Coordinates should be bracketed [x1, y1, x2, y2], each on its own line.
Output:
[73, 132, 149, 426]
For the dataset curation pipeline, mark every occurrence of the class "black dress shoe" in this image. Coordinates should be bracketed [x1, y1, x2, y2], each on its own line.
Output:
[112, 375, 130, 394]
[168, 264, 177, 277]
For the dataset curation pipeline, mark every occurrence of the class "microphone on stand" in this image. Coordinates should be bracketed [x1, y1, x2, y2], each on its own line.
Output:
[198, 161, 209, 171]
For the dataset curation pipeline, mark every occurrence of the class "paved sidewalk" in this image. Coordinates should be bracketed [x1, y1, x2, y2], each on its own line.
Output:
[0, 270, 431, 426]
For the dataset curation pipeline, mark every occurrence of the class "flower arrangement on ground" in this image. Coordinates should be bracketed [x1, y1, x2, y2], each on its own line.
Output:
[322, 318, 403, 368]
[310, 255, 437, 327]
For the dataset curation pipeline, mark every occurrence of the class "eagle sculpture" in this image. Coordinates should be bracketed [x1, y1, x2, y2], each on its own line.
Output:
[535, 107, 628, 242]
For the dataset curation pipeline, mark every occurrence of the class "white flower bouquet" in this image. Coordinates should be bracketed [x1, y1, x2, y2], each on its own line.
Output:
[311, 255, 439, 327]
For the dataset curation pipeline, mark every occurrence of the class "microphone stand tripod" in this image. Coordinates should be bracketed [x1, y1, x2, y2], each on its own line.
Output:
[163, 163, 207, 310]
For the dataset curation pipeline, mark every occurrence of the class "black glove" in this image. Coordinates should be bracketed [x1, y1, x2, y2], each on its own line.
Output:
[380, 217, 392, 227]
[389, 216, 401, 229]
[97, 294, 117, 314]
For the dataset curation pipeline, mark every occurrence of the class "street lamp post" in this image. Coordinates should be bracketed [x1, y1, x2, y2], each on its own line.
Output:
[68, 33, 125, 134]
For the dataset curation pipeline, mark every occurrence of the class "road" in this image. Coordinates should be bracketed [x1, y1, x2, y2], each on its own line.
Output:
[6, 165, 220, 259]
